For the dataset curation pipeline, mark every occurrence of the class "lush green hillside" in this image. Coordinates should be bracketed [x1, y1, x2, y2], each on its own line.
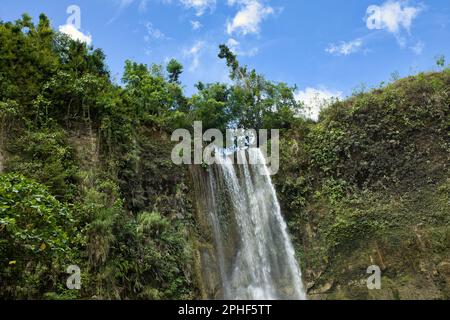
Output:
[1, 14, 449, 300]
[0, 14, 200, 300]
[275, 70, 450, 299]
[0, 14, 298, 300]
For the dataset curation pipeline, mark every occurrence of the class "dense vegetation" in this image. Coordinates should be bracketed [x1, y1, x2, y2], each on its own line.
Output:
[275, 70, 450, 299]
[0, 13, 449, 300]
[0, 14, 299, 299]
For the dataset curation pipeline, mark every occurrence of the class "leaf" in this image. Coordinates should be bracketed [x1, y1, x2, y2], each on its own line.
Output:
[9, 260, 16, 265]
[39, 242, 47, 251]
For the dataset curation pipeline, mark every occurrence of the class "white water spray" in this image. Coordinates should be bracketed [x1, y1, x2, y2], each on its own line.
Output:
[205, 148, 306, 300]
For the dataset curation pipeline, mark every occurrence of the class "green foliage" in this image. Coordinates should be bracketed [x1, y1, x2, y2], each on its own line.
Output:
[275, 70, 450, 299]
[315, 178, 350, 205]
[189, 83, 231, 132]
[6, 129, 77, 200]
[166, 59, 183, 84]
[0, 14, 198, 300]
[0, 174, 73, 298]
[2, 12, 449, 300]
[304, 70, 450, 190]
[121, 60, 189, 131]
[435, 55, 446, 69]
[325, 208, 385, 250]
[131, 211, 194, 299]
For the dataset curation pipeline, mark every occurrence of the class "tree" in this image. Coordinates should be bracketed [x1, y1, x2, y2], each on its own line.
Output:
[435, 55, 446, 69]
[166, 59, 183, 84]
[218, 44, 247, 82]
[218, 44, 301, 131]
[189, 83, 231, 132]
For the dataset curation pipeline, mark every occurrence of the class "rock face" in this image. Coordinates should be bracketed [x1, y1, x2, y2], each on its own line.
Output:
[189, 150, 307, 300]
[0, 145, 4, 173]
[273, 71, 450, 300]
[189, 165, 230, 299]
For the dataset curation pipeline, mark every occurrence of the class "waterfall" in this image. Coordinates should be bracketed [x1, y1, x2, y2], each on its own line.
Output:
[200, 148, 306, 300]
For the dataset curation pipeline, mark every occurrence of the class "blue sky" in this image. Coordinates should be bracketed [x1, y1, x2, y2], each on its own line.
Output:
[1, 0, 449, 117]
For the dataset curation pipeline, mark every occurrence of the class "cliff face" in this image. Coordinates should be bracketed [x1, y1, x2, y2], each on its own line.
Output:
[0, 120, 202, 299]
[0, 146, 4, 173]
[1, 59, 449, 299]
[274, 70, 450, 300]
[189, 165, 222, 299]
[189, 164, 240, 299]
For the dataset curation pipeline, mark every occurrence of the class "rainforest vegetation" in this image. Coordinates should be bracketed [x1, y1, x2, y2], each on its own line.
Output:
[0, 14, 449, 299]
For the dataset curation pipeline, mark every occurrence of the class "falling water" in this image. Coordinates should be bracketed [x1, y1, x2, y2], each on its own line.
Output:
[203, 148, 306, 300]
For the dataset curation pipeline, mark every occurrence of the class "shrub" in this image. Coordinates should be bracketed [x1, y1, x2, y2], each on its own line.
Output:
[0, 174, 73, 298]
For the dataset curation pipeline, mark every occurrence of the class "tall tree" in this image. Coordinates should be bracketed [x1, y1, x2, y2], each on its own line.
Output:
[218, 44, 301, 130]
[166, 59, 183, 84]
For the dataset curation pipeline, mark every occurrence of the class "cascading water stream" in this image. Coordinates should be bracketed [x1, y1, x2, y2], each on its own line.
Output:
[203, 148, 306, 300]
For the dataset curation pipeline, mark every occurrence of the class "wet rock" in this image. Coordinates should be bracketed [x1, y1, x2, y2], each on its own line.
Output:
[311, 281, 333, 294]
[438, 262, 450, 276]
[306, 281, 315, 290]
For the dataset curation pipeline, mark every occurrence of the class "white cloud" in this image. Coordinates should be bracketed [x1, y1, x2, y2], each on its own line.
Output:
[184, 40, 206, 71]
[139, 0, 150, 12]
[325, 1, 423, 54]
[226, 0, 274, 35]
[295, 87, 342, 121]
[119, 0, 135, 8]
[226, 38, 240, 49]
[410, 40, 424, 54]
[180, 0, 216, 16]
[58, 24, 92, 45]
[366, 0, 422, 44]
[190, 20, 203, 30]
[226, 38, 259, 56]
[326, 39, 363, 56]
[179, 40, 230, 94]
[144, 22, 166, 41]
